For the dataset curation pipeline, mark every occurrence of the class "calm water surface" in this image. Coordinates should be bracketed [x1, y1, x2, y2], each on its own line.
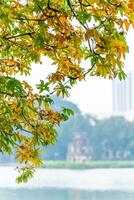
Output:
[1, 166, 134, 200]
[1, 188, 134, 200]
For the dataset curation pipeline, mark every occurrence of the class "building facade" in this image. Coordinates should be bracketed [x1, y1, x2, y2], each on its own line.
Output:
[67, 133, 93, 162]
[112, 71, 134, 114]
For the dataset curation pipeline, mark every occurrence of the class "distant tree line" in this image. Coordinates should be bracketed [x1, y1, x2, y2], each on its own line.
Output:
[43, 98, 134, 161]
[44, 115, 134, 161]
[1, 98, 134, 162]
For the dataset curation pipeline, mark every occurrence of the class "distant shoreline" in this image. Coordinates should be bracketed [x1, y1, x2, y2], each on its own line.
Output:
[1, 161, 134, 169]
[44, 160, 134, 169]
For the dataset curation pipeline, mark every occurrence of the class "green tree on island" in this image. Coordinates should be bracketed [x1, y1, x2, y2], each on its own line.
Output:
[0, 0, 133, 182]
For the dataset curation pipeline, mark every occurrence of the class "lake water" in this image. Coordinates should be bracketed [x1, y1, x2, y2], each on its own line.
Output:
[1, 166, 134, 199]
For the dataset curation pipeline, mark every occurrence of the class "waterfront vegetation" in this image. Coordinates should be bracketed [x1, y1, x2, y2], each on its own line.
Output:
[44, 161, 134, 169]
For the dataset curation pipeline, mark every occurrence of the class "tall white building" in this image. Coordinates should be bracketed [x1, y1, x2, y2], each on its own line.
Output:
[112, 72, 134, 114]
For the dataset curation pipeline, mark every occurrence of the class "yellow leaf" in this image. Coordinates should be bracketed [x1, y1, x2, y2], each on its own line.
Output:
[45, 104, 51, 111]
[129, 13, 134, 28]
[124, 19, 130, 31]
[89, 0, 100, 4]
[85, 29, 92, 41]
[59, 16, 66, 24]
[93, 30, 101, 43]
[0, 19, 6, 26]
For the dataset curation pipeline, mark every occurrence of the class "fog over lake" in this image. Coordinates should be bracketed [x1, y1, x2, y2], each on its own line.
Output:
[1, 166, 134, 199]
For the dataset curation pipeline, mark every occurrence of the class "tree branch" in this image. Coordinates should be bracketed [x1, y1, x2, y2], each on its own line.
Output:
[67, 0, 88, 30]
[78, 0, 91, 7]
[22, 111, 35, 129]
[107, 0, 121, 7]
[0, 91, 29, 98]
[15, 18, 47, 22]
[47, 0, 61, 13]
[4, 32, 35, 40]
[35, 2, 56, 18]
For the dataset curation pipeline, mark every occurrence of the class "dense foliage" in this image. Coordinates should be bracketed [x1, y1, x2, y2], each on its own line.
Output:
[0, 0, 133, 182]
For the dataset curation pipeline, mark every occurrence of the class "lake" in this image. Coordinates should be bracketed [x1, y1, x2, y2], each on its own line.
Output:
[1, 166, 134, 199]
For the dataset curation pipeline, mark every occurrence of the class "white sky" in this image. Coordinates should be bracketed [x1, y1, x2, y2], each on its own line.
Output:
[21, 30, 134, 117]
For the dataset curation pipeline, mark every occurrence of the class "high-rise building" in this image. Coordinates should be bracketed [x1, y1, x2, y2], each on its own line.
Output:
[112, 72, 134, 114]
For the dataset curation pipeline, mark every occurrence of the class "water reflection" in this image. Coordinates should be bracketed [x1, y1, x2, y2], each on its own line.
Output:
[1, 188, 134, 200]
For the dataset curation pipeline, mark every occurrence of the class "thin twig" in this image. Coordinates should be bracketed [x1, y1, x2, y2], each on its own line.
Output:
[67, 0, 88, 30]
[4, 32, 35, 40]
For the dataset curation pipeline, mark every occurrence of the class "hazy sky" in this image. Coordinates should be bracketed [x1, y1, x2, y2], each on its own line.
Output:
[21, 30, 134, 117]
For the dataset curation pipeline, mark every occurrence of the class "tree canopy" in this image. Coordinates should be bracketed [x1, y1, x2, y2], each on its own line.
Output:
[0, 0, 133, 182]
